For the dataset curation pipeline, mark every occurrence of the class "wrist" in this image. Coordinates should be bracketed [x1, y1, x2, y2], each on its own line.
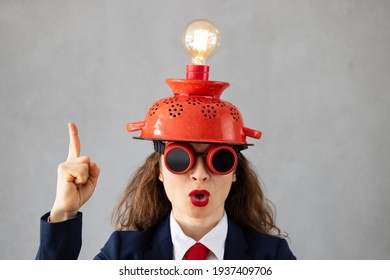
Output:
[49, 209, 78, 223]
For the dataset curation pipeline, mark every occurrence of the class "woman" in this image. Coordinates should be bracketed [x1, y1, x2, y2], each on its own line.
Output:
[36, 122, 295, 260]
[36, 17, 295, 260]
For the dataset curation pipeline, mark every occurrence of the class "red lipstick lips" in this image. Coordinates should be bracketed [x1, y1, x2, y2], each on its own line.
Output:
[189, 190, 210, 207]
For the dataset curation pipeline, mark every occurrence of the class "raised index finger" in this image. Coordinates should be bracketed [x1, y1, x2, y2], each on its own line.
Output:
[67, 122, 80, 161]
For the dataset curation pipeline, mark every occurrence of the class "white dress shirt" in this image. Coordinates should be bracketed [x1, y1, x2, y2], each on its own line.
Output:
[169, 211, 228, 260]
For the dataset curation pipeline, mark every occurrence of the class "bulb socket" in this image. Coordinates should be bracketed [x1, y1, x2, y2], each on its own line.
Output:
[186, 64, 210, 80]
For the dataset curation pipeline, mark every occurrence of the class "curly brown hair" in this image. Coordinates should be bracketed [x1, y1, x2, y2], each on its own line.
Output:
[112, 151, 283, 236]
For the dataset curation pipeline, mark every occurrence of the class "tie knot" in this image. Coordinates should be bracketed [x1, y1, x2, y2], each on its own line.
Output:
[184, 242, 210, 260]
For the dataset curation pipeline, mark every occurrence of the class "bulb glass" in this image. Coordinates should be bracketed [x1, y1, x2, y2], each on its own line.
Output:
[182, 19, 221, 65]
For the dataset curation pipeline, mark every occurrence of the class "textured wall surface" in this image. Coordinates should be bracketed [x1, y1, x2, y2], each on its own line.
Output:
[1, 0, 389, 259]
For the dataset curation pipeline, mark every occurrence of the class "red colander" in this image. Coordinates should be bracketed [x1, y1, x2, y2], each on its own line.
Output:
[127, 65, 262, 145]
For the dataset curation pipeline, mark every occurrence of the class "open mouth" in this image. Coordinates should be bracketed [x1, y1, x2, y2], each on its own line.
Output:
[195, 194, 205, 199]
[189, 190, 210, 207]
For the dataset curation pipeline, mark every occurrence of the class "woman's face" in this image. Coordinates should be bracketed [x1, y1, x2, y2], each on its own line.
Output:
[159, 143, 236, 221]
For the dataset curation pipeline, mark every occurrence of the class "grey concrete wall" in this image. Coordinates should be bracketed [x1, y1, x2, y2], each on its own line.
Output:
[1, 0, 389, 259]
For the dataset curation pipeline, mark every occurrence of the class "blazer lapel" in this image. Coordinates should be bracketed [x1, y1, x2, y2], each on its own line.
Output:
[144, 216, 173, 260]
[224, 219, 252, 260]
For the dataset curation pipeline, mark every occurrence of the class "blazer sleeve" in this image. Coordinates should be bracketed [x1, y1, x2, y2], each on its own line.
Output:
[35, 212, 83, 260]
[93, 229, 158, 260]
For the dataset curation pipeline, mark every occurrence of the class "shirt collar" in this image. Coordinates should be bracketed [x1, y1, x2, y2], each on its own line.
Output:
[170, 211, 228, 260]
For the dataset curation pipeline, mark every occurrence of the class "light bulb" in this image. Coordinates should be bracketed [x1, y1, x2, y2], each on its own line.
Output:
[182, 19, 221, 65]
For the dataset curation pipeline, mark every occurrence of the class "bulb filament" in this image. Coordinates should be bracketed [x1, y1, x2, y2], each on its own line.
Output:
[192, 28, 209, 64]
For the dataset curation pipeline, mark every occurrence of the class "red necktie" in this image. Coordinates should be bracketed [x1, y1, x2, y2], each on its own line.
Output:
[184, 243, 210, 260]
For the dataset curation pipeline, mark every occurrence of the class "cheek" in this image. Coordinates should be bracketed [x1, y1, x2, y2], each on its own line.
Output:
[223, 174, 235, 190]
[222, 181, 233, 198]
[159, 165, 185, 201]
[162, 179, 189, 210]
[212, 176, 234, 198]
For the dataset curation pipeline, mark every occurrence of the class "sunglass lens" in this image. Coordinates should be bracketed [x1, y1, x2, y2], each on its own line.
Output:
[212, 149, 235, 173]
[166, 148, 191, 173]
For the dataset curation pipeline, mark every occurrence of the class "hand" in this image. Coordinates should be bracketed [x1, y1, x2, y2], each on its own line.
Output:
[50, 122, 100, 222]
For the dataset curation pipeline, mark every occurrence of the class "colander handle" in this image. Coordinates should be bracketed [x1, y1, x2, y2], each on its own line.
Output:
[127, 121, 145, 132]
[243, 127, 262, 139]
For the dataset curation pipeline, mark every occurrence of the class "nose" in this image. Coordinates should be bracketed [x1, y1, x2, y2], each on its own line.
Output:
[190, 156, 210, 182]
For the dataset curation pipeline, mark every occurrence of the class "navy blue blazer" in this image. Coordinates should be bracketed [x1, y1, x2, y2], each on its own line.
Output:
[36, 212, 296, 260]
